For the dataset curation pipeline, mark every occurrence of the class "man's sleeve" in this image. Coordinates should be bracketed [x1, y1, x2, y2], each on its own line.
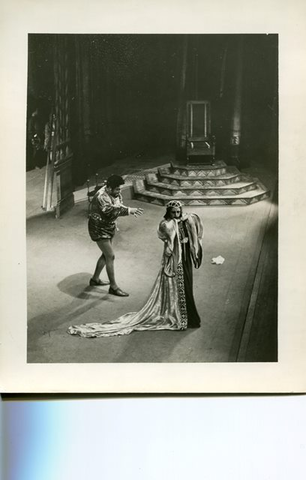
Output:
[97, 192, 129, 220]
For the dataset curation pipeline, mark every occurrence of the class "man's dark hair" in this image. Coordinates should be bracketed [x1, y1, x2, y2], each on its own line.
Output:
[106, 175, 125, 189]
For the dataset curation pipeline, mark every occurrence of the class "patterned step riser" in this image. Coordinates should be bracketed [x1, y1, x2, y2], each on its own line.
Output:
[159, 167, 228, 178]
[134, 191, 270, 206]
[157, 174, 249, 187]
[158, 167, 171, 175]
[145, 181, 259, 197]
[133, 163, 270, 207]
[167, 167, 228, 177]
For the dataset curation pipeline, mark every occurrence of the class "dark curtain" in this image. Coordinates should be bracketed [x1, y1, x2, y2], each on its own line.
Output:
[27, 34, 278, 181]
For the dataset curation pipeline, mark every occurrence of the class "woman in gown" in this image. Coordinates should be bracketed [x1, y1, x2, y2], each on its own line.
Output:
[67, 201, 203, 338]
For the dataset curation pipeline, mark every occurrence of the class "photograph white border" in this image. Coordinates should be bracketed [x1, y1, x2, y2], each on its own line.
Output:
[0, 0, 305, 393]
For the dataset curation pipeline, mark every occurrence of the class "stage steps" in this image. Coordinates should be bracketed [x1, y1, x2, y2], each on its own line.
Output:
[133, 161, 270, 206]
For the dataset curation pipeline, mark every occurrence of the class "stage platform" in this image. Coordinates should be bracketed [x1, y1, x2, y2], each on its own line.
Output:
[26, 152, 278, 363]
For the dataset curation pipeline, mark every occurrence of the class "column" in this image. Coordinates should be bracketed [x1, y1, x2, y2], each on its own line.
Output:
[230, 36, 243, 166]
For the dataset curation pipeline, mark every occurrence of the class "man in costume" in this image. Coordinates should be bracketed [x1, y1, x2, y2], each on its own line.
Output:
[68, 200, 204, 338]
[88, 174, 144, 297]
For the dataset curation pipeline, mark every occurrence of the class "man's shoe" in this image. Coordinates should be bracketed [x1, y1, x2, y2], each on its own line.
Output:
[109, 287, 129, 297]
[89, 278, 110, 286]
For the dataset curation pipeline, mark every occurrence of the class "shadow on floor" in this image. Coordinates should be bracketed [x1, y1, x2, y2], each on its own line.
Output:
[28, 291, 198, 363]
[57, 273, 110, 299]
[28, 295, 106, 335]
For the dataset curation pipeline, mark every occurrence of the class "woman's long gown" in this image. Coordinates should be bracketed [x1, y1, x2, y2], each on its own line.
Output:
[68, 216, 202, 338]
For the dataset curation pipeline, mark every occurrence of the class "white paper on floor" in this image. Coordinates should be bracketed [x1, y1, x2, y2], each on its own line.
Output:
[211, 255, 225, 265]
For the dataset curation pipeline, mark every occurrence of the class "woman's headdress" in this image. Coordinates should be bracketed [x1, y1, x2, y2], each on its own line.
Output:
[166, 200, 183, 208]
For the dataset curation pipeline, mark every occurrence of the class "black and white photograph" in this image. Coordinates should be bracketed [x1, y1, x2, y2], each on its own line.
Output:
[26, 33, 278, 363]
[1, 0, 305, 393]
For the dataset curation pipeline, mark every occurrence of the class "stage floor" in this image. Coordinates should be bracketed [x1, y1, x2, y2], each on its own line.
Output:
[26, 154, 278, 363]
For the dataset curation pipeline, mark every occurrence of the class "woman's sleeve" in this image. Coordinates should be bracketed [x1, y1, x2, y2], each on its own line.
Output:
[157, 220, 168, 240]
[186, 214, 204, 269]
